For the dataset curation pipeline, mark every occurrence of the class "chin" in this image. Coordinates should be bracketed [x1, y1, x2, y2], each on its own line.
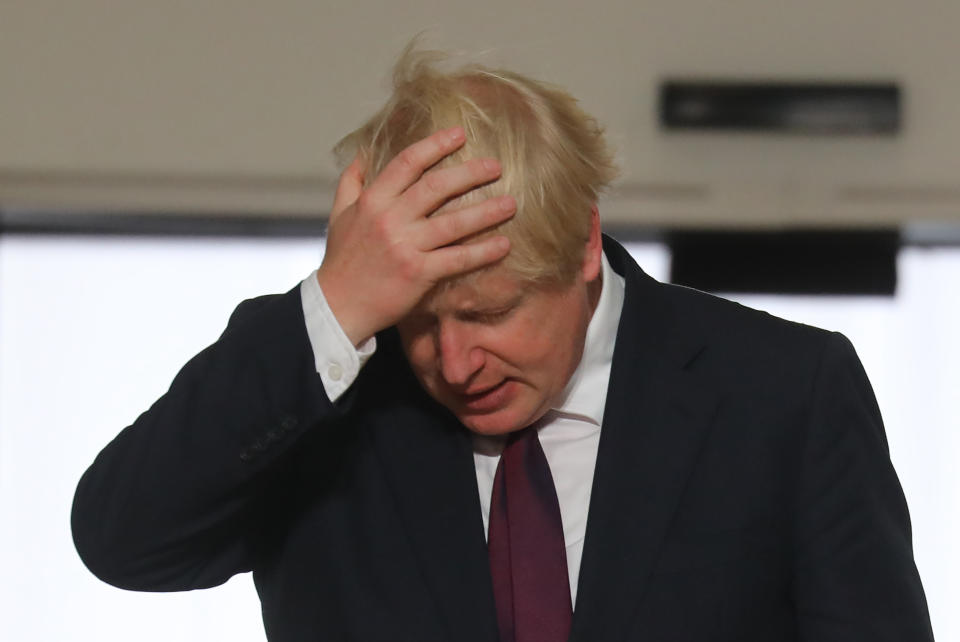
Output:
[454, 405, 541, 436]
[460, 418, 522, 436]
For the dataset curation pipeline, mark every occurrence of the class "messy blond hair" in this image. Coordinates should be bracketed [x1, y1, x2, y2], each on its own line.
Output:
[334, 42, 618, 284]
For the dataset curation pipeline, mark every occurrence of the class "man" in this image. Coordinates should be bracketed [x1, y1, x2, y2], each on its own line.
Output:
[73, 46, 934, 641]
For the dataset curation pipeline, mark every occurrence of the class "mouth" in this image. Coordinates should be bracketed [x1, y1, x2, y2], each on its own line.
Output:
[463, 380, 505, 396]
[458, 379, 514, 412]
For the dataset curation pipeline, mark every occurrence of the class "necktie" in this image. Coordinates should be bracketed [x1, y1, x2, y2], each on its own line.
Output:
[487, 427, 572, 642]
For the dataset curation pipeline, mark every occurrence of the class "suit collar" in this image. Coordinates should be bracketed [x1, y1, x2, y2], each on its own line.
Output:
[570, 236, 719, 642]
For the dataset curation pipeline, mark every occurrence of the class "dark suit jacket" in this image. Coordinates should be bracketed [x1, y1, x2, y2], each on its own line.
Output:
[72, 237, 934, 641]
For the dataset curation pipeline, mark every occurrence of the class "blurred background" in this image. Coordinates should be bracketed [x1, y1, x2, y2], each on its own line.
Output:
[1, 1, 957, 640]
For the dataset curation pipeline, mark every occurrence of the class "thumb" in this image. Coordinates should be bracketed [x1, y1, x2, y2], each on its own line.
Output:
[330, 153, 366, 222]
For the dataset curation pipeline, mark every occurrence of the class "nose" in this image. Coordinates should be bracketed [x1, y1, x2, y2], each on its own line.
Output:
[437, 320, 484, 386]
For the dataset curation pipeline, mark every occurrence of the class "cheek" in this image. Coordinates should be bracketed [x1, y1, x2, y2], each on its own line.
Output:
[494, 320, 564, 370]
[522, 311, 585, 373]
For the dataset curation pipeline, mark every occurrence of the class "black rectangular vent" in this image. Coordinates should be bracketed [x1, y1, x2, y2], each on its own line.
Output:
[660, 81, 900, 134]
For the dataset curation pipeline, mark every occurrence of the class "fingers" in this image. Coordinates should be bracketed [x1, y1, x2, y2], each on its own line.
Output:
[417, 196, 516, 250]
[372, 127, 467, 198]
[401, 157, 502, 219]
[422, 236, 511, 282]
[340, 128, 501, 227]
[331, 154, 366, 222]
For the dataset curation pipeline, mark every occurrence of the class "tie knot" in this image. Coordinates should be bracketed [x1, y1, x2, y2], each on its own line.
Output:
[507, 426, 538, 446]
[502, 426, 543, 467]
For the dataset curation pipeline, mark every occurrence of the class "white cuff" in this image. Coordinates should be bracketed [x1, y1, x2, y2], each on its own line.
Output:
[300, 270, 376, 402]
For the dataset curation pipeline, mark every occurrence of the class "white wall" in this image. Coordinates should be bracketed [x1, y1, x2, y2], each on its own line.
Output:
[2, 1, 960, 224]
[0, 236, 323, 641]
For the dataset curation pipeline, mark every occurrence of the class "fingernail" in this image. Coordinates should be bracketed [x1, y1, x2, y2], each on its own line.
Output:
[448, 127, 464, 143]
[500, 196, 516, 212]
[483, 158, 500, 173]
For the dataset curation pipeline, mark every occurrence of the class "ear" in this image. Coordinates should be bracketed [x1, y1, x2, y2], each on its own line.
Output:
[580, 204, 603, 283]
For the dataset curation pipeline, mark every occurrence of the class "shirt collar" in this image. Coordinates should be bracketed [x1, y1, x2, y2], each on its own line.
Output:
[549, 251, 625, 426]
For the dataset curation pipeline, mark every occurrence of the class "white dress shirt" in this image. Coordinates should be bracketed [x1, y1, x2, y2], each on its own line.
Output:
[299, 253, 625, 606]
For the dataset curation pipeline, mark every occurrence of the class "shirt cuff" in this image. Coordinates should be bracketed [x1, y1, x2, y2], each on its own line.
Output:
[300, 270, 376, 402]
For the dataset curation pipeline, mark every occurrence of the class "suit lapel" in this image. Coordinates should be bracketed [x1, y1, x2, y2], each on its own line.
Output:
[365, 337, 499, 642]
[570, 239, 720, 642]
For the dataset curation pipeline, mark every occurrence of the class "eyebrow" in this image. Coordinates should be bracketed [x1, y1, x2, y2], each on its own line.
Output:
[456, 293, 525, 317]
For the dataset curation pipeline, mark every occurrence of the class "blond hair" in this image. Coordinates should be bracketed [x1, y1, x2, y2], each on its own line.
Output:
[334, 42, 618, 284]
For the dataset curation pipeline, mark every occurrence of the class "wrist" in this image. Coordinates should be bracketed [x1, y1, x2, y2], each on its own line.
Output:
[315, 269, 377, 347]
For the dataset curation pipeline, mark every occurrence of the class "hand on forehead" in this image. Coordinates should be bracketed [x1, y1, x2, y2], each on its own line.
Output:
[316, 127, 517, 346]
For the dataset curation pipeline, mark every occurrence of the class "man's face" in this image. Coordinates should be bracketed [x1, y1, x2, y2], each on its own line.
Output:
[396, 240, 601, 435]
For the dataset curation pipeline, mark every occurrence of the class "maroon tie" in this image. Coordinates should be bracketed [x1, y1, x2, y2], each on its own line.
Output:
[487, 427, 572, 642]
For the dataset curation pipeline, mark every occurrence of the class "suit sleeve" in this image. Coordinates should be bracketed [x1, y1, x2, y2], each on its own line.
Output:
[71, 286, 339, 592]
[793, 332, 935, 641]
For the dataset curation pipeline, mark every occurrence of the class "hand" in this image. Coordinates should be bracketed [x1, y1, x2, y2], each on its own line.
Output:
[317, 127, 516, 345]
